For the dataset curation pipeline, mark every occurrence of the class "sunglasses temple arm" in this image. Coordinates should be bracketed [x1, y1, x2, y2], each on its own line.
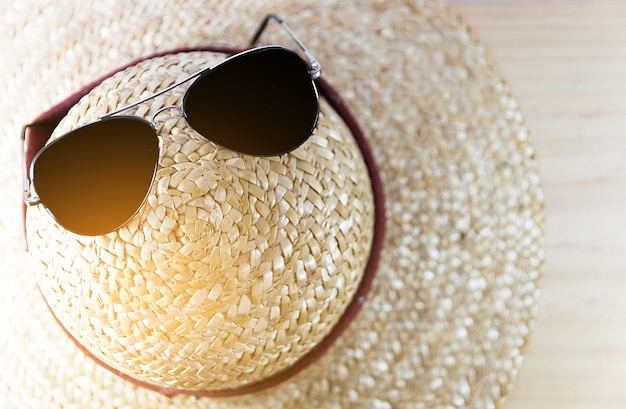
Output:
[250, 14, 322, 80]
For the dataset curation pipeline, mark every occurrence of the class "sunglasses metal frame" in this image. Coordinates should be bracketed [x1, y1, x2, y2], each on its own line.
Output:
[22, 14, 322, 211]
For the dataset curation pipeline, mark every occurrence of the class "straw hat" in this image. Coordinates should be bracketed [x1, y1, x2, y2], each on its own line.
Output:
[1, 1, 545, 408]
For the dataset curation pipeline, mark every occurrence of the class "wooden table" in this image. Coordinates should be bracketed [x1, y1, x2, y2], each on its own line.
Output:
[446, 1, 626, 408]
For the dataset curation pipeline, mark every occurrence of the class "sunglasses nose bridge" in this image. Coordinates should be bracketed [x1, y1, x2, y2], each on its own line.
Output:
[150, 105, 185, 127]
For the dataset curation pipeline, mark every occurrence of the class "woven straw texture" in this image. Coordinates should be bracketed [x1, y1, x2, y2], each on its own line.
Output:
[0, 1, 544, 408]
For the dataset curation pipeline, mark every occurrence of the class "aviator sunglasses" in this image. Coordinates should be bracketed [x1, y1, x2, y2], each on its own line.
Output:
[22, 15, 321, 236]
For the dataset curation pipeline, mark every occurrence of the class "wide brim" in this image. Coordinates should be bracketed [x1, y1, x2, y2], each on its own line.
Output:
[0, 1, 544, 408]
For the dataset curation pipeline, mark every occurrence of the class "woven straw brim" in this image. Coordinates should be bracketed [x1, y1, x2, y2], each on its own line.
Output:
[0, 1, 544, 408]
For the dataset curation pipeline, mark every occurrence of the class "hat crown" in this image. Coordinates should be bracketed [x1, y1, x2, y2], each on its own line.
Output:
[27, 51, 376, 393]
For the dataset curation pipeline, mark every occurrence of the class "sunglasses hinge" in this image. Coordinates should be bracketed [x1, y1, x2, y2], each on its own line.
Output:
[21, 125, 42, 207]
[252, 14, 322, 80]
[24, 192, 41, 206]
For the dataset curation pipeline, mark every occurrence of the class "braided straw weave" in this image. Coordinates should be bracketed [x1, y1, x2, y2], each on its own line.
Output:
[0, 1, 545, 408]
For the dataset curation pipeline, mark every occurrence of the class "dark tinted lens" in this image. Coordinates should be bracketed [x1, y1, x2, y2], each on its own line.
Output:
[183, 46, 319, 156]
[32, 116, 159, 236]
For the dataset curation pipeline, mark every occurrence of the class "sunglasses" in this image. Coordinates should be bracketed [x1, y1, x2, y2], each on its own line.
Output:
[22, 15, 321, 236]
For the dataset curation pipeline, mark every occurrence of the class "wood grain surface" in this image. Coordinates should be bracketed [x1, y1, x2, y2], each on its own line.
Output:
[447, 1, 626, 408]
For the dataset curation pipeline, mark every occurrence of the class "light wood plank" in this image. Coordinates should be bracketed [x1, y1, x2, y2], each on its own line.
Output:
[448, 1, 626, 408]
